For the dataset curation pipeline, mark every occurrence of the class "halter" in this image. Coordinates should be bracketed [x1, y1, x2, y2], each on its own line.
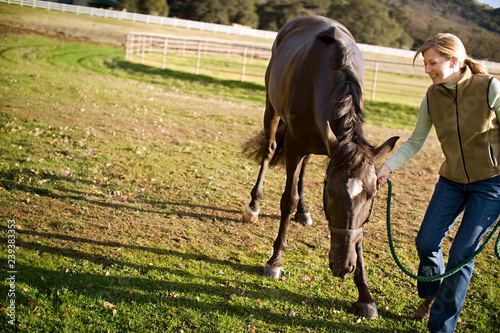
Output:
[328, 197, 375, 236]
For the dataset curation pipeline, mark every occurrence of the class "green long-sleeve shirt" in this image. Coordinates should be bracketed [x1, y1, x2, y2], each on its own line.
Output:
[384, 76, 500, 173]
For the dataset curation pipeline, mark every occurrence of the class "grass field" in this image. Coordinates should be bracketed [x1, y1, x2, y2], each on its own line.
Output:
[1, 4, 500, 333]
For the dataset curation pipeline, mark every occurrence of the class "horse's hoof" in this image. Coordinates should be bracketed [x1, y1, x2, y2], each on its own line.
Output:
[263, 264, 282, 278]
[243, 205, 259, 223]
[295, 212, 312, 226]
[355, 302, 379, 319]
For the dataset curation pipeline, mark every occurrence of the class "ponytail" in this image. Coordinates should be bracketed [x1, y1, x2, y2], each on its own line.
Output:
[463, 57, 489, 75]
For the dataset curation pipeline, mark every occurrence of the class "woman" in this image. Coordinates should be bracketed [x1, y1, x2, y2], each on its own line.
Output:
[377, 33, 500, 333]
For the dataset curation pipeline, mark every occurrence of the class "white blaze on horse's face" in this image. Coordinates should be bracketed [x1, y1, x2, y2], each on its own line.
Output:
[346, 178, 363, 199]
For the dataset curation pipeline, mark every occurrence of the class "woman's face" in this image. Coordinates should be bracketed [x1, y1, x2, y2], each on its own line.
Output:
[422, 47, 462, 84]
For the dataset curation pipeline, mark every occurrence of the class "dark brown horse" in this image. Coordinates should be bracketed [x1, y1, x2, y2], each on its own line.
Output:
[243, 16, 399, 318]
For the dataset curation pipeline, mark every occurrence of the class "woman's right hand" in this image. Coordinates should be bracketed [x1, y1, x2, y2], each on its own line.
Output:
[377, 164, 392, 186]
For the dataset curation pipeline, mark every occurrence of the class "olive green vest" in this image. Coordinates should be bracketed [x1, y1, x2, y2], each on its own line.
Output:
[427, 67, 500, 184]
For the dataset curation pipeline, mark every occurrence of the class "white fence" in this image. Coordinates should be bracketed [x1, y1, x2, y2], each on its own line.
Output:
[1, 0, 278, 39]
[126, 33, 271, 82]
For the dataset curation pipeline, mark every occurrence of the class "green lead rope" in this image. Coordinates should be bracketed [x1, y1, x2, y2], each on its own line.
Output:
[385, 179, 500, 282]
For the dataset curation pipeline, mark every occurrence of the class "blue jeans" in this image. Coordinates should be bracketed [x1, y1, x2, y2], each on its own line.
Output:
[415, 175, 500, 333]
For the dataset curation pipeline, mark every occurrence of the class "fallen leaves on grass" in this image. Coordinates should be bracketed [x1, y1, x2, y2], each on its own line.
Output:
[103, 301, 115, 309]
[104, 301, 118, 316]
[302, 295, 314, 305]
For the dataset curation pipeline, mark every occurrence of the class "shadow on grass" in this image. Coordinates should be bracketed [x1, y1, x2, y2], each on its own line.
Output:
[1, 172, 414, 331]
[0, 169, 280, 224]
[0, 236, 406, 332]
[1, 261, 404, 332]
[108, 59, 266, 95]
[0, 199, 409, 332]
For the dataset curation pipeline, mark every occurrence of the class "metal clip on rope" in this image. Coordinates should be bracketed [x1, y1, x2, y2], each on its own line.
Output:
[385, 179, 500, 282]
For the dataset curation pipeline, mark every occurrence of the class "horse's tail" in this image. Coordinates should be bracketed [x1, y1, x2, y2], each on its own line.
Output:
[243, 119, 287, 167]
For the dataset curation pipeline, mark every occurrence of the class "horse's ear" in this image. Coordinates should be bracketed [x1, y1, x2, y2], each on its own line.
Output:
[373, 136, 399, 161]
[325, 121, 338, 157]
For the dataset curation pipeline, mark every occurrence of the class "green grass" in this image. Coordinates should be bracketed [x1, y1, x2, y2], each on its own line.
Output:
[1, 20, 499, 333]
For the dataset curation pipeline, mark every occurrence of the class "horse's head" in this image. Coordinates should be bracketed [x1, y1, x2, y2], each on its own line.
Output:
[323, 122, 398, 279]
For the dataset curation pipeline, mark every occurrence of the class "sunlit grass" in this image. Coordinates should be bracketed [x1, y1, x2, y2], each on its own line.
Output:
[0, 27, 498, 333]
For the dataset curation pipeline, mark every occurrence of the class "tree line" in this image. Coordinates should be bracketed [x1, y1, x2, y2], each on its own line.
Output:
[119, 0, 500, 62]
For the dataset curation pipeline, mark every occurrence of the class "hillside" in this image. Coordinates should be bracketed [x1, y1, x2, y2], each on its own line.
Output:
[324, 0, 500, 61]
[165, 0, 500, 62]
[400, 0, 500, 61]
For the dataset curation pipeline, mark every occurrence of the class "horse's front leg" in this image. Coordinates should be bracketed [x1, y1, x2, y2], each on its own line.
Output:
[263, 152, 305, 278]
[353, 239, 378, 318]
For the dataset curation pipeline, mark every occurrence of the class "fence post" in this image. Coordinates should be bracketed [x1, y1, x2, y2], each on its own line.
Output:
[140, 36, 145, 65]
[125, 34, 129, 61]
[241, 47, 247, 82]
[162, 38, 168, 70]
[196, 42, 202, 75]
[126, 34, 134, 61]
[371, 61, 379, 102]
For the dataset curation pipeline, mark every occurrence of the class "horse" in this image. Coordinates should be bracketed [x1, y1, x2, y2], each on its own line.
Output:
[242, 16, 399, 318]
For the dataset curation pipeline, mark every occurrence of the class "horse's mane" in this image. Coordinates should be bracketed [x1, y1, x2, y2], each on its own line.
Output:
[317, 27, 374, 172]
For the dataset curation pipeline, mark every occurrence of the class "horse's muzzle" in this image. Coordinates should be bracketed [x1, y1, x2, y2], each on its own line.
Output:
[329, 261, 356, 279]
[328, 241, 357, 279]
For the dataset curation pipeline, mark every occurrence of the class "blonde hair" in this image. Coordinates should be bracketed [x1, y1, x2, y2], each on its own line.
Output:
[413, 33, 488, 75]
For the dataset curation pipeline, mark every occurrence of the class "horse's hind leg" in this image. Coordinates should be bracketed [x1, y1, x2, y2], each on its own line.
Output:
[295, 154, 313, 226]
[243, 98, 280, 223]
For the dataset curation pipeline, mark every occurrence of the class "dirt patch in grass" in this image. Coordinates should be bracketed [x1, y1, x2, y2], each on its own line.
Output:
[0, 22, 101, 45]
